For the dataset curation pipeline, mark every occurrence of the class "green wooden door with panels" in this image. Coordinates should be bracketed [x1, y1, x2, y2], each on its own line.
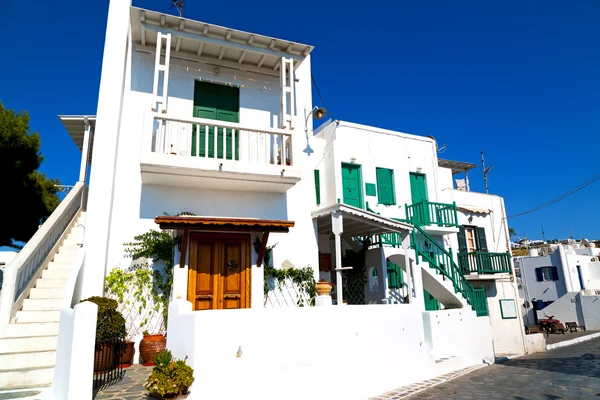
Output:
[342, 163, 363, 208]
[409, 172, 429, 224]
[191, 81, 239, 159]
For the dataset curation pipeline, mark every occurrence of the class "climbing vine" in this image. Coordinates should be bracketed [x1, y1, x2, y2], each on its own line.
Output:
[262, 244, 316, 306]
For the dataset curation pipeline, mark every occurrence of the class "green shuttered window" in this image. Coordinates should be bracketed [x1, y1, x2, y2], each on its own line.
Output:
[314, 170, 321, 205]
[376, 167, 395, 205]
[387, 261, 404, 289]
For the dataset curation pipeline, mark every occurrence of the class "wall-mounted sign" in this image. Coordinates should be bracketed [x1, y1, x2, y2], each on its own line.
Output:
[500, 299, 517, 319]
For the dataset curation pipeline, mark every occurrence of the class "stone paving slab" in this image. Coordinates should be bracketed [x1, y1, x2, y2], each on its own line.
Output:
[405, 337, 600, 399]
[94, 364, 152, 400]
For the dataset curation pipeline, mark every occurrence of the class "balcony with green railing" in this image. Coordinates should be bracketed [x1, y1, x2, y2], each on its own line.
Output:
[458, 251, 512, 275]
[405, 200, 459, 228]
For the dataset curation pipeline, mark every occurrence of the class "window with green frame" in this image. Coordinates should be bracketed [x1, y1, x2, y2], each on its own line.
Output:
[376, 167, 395, 205]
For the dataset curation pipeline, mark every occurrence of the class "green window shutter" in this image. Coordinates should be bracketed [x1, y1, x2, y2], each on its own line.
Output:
[458, 226, 468, 253]
[376, 168, 395, 205]
[365, 183, 377, 197]
[476, 227, 488, 251]
[314, 170, 321, 205]
[387, 261, 404, 289]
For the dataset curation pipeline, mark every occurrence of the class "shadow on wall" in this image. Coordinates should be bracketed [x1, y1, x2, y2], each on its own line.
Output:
[139, 184, 289, 220]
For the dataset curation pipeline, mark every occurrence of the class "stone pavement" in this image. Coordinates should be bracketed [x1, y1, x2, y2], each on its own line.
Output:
[94, 364, 152, 400]
[404, 337, 600, 399]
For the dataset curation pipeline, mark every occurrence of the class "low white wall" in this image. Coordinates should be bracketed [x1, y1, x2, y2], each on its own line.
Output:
[580, 294, 600, 330]
[524, 333, 546, 354]
[167, 301, 435, 400]
[422, 310, 494, 364]
[53, 301, 98, 400]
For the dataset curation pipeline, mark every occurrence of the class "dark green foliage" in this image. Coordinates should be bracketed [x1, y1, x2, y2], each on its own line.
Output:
[145, 350, 195, 397]
[81, 296, 126, 341]
[0, 101, 60, 248]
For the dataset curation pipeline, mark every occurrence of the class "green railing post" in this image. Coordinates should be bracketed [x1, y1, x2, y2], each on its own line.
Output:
[452, 201, 458, 227]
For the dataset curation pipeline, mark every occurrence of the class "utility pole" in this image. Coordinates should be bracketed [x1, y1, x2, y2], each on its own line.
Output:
[171, 0, 184, 17]
[541, 225, 546, 243]
[481, 151, 493, 194]
[569, 228, 573, 241]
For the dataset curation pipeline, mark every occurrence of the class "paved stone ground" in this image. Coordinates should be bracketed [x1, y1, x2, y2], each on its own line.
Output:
[94, 364, 152, 400]
[546, 329, 598, 345]
[404, 337, 600, 399]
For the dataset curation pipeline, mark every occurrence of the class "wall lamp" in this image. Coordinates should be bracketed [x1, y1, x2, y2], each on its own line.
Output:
[303, 106, 327, 155]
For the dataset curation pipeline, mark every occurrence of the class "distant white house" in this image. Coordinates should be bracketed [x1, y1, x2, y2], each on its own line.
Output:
[515, 244, 600, 329]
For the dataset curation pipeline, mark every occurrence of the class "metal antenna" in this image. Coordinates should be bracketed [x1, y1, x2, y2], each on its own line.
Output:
[481, 151, 493, 194]
[569, 228, 573, 240]
[541, 225, 546, 243]
[171, 0, 184, 17]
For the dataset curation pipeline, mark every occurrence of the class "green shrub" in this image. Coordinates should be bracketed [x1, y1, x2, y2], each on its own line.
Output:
[81, 296, 126, 342]
[145, 350, 195, 397]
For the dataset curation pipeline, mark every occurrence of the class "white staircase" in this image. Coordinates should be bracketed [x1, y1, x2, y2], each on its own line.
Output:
[0, 212, 86, 389]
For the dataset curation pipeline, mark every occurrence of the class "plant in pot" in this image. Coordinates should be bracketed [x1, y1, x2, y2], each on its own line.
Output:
[140, 330, 167, 366]
[315, 278, 333, 296]
[81, 296, 126, 372]
[145, 349, 194, 399]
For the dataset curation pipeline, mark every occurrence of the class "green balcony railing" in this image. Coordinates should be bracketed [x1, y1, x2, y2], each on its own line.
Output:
[405, 200, 459, 228]
[458, 251, 512, 275]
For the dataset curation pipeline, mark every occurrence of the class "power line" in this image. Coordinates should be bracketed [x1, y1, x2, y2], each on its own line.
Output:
[311, 75, 332, 118]
[508, 172, 600, 218]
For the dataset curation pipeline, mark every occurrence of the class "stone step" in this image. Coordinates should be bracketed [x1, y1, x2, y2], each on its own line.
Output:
[41, 269, 70, 279]
[46, 261, 74, 271]
[0, 365, 54, 389]
[36, 278, 67, 289]
[0, 335, 57, 353]
[51, 253, 78, 263]
[28, 288, 64, 299]
[15, 310, 60, 323]
[22, 299, 62, 311]
[3, 323, 59, 338]
[0, 350, 56, 370]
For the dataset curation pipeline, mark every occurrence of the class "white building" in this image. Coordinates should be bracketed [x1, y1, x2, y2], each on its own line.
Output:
[0, 3, 527, 397]
[516, 244, 600, 329]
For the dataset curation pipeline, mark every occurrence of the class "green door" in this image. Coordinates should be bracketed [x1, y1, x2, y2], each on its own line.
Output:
[191, 81, 239, 160]
[423, 289, 440, 311]
[342, 163, 363, 208]
[409, 173, 429, 224]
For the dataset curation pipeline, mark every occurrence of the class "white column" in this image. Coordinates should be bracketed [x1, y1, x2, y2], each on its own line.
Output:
[82, 0, 131, 298]
[402, 232, 412, 304]
[332, 212, 344, 305]
[78, 121, 91, 183]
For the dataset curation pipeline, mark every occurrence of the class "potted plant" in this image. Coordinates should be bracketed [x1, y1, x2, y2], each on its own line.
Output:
[140, 330, 167, 366]
[145, 349, 194, 399]
[81, 296, 126, 372]
[315, 278, 333, 296]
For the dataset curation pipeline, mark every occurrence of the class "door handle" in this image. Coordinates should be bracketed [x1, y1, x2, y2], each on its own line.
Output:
[196, 295, 213, 300]
[224, 294, 240, 300]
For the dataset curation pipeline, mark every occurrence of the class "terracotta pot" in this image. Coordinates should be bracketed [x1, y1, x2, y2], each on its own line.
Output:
[315, 281, 332, 296]
[119, 341, 135, 368]
[139, 334, 166, 366]
[94, 343, 116, 372]
[149, 392, 189, 400]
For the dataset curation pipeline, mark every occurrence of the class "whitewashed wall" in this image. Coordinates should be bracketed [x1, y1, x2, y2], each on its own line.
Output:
[167, 300, 492, 400]
[534, 292, 584, 325]
[580, 294, 600, 330]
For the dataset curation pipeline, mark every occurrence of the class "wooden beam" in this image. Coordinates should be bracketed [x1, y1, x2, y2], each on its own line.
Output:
[247, 35, 254, 45]
[225, 30, 232, 41]
[273, 59, 281, 71]
[218, 46, 226, 60]
[203, 25, 209, 35]
[140, 11, 146, 46]
[179, 19, 185, 30]
[179, 229, 189, 268]
[160, 15, 166, 26]
[286, 43, 293, 53]
[142, 23, 304, 61]
[256, 232, 270, 268]
[257, 54, 267, 68]
[197, 42, 204, 56]
[134, 43, 280, 77]
[175, 37, 182, 52]
[238, 51, 246, 64]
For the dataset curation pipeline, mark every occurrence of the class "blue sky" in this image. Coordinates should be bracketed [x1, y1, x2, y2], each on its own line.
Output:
[0, 0, 598, 241]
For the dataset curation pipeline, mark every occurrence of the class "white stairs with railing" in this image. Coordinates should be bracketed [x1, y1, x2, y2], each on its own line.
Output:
[0, 182, 86, 390]
[0, 212, 85, 389]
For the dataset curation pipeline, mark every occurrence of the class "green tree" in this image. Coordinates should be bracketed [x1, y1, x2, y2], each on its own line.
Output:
[508, 227, 517, 241]
[0, 101, 60, 249]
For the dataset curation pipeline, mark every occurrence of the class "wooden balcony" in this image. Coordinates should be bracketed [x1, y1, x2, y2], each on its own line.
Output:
[458, 251, 512, 276]
[140, 113, 301, 192]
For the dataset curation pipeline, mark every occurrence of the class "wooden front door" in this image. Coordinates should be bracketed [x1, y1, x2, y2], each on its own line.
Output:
[187, 233, 250, 310]
[409, 172, 429, 224]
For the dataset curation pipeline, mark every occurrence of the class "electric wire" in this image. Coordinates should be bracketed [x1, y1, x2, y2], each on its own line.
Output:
[311, 75, 332, 119]
[508, 172, 600, 218]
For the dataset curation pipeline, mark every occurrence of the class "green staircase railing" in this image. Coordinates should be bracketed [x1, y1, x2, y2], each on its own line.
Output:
[405, 200, 459, 227]
[411, 225, 489, 317]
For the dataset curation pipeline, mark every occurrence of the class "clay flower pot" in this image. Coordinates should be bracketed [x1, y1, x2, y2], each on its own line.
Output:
[139, 334, 166, 366]
[94, 343, 116, 372]
[119, 341, 135, 368]
[315, 281, 333, 296]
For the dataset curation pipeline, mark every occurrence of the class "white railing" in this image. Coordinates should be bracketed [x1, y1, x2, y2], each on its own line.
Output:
[0, 181, 86, 331]
[148, 113, 294, 166]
